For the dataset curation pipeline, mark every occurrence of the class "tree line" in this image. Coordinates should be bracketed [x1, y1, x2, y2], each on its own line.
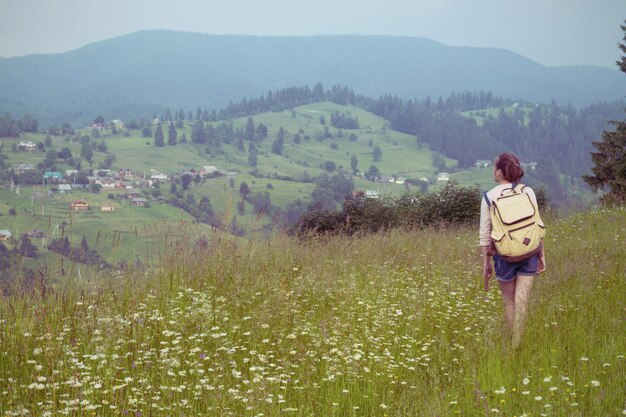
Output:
[161, 83, 621, 183]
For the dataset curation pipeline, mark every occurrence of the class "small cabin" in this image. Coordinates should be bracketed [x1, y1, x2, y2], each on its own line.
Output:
[437, 172, 450, 182]
[130, 197, 147, 206]
[101, 206, 116, 212]
[70, 200, 89, 211]
[0, 230, 12, 241]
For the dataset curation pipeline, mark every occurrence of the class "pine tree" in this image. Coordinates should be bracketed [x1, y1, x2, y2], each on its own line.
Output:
[583, 20, 626, 206]
[154, 123, 165, 147]
[245, 117, 255, 141]
[19, 235, 38, 258]
[168, 122, 177, 145]
[191, 120, 206, 144]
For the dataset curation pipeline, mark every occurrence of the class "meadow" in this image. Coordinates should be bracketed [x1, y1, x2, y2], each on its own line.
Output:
[0, 206, 624, 416]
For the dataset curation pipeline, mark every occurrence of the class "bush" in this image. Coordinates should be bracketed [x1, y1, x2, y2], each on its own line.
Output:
[294, 181, 481, 237]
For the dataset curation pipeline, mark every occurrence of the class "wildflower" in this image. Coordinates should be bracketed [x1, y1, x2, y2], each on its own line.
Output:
[590, 380, 600, 387]
[543, 376, 552, 382]
[494, 387, 506, 394]
[535, 396, 543, 401]
[579, 356, 589, 361]
[522, 377, 530, 385]
[380, 403, 388, 409]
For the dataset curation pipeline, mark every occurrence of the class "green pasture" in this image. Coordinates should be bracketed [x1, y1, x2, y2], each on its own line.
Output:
[462, 104, 536, 127]
[0, 187, 214, 266]
[0, 207, 623, 416]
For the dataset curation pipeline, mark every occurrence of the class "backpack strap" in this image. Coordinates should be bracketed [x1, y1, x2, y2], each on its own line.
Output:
[513, 183, 525, 193]
[483, 191, 491, 208]
[500, 182, 525, 196]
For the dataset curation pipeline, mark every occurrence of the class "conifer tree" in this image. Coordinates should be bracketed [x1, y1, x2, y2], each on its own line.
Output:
[584, 20, 626, 205]
[168, 122, 177, 145]
[154, 123, 165, 147]
[245, 117, 255, 141]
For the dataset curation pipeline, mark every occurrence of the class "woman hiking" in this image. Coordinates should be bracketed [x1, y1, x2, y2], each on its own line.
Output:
[480, 153, 546, 348]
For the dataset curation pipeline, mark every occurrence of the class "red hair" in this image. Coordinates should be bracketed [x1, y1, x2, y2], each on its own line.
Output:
[495, 153, 524, 183]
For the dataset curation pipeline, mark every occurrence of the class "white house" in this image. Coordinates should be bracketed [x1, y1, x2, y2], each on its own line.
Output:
[150, 173, 169, 182]
[109, 119, 124, 130]
[18, 141, 37, 151]
[437, 172, 450, 181]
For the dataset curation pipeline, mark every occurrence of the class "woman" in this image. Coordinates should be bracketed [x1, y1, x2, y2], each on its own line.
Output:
[480, 153, 546, 348]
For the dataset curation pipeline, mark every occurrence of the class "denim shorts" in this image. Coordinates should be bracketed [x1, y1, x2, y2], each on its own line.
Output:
[493, 254, 539, 281]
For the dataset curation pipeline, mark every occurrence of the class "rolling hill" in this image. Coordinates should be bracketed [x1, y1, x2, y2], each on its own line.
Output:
[0, 30, 624, 126]
[1, 102, 469, 267]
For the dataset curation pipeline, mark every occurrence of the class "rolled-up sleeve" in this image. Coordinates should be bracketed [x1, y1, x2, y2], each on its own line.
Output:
[479, 196, 491, 247]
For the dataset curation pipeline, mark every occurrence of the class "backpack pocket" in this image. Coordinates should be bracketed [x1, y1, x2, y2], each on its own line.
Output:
[494, 193, 535, 225]
[490, 231, 505, 242]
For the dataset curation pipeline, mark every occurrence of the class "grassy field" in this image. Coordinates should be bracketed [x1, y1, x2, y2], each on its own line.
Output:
[461, 104, 535, 127]
[0, 207, 623, 416]
[0, 185, 215, 270]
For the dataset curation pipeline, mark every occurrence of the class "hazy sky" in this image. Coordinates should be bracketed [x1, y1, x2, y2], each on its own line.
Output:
[0, 0, 624, 68]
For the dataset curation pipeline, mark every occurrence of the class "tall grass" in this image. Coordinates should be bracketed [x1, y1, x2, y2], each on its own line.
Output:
[0, 207, 624, 416]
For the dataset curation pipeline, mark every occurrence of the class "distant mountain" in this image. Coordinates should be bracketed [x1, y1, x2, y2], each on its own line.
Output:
[0, 30, 624, 126]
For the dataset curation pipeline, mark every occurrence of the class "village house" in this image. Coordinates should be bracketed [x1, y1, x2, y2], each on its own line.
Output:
[437, 172, 450, 182]
[17, 141, 37, 151]
[0, 230, 12, 241]
[96, 178, 124, 189]
[57, 184, 72, 194]
[70, 200, 89, 211]
[202, 166, 219, 176]
[130, 197, 147, 206]
[118, 168, 135, 179]
[43, 171, 64, 184]
[475, 160, 492, 168]
[124, 189, 141, 199]
[522, 161, 538, 171]
[109, 119, 124, 130]
[94, 169, 113, 177]
[150, 173, 169, 183]
[88, 122, 106, 133]
[15, 164, 34, 174]
[101, 206, 116, 212]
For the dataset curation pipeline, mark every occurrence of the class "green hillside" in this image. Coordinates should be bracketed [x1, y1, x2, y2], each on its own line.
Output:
[0, 102, 497, 266]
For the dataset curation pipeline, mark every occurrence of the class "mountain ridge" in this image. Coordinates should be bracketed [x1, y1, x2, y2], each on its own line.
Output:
[0, 30, 623, 126]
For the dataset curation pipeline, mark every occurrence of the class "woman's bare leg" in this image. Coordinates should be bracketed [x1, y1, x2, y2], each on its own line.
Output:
[511, 274, 534, 349]
[498, 279, 516, 332]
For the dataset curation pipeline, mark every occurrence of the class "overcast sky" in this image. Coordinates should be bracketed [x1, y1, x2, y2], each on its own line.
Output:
[0, 0, 624, 69]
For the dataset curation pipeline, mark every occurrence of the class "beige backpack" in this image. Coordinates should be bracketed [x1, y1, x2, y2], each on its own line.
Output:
[485, 183, 545, 262]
